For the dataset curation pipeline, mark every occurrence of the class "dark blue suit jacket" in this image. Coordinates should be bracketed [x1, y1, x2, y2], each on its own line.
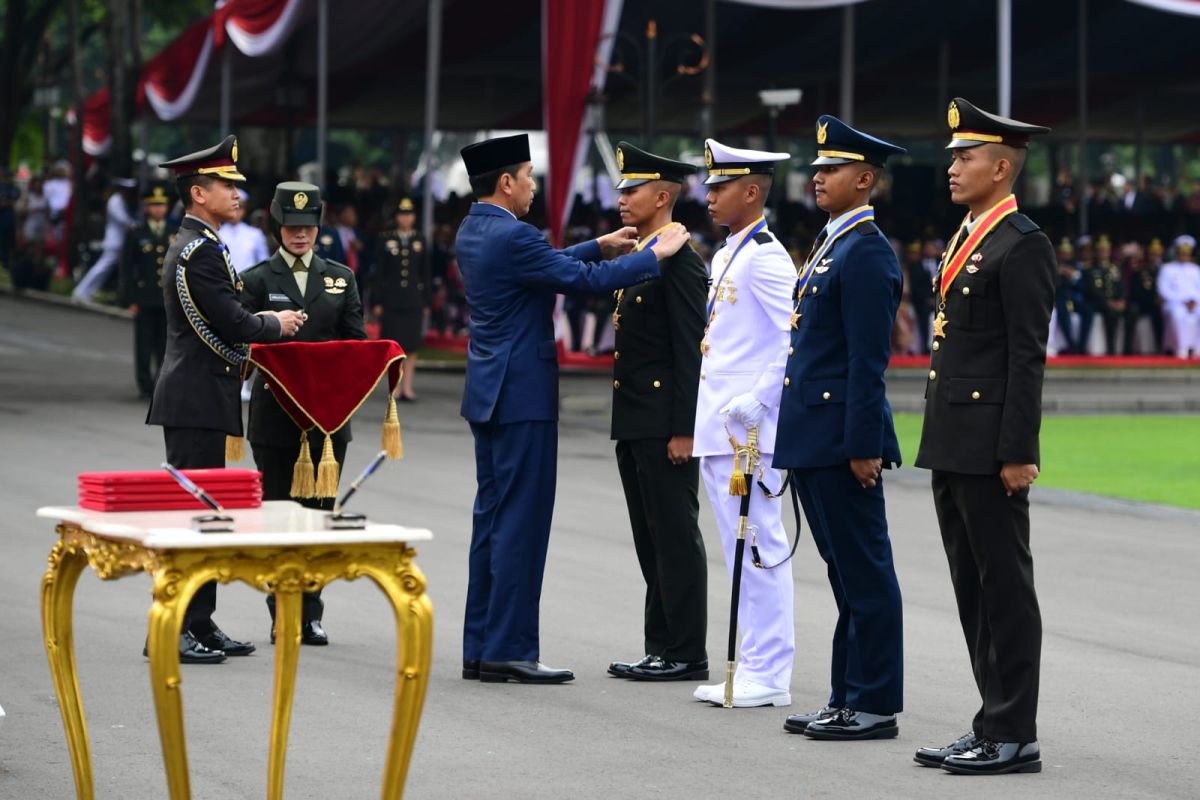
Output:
[456, 203, 660, 424]
[774, 221, 903, 469]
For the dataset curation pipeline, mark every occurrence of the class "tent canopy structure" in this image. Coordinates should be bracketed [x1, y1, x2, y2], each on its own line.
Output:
[84, 0, 1200, 150]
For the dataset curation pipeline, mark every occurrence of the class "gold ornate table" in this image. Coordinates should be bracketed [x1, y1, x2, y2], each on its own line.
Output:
[36, 501, 434, 800]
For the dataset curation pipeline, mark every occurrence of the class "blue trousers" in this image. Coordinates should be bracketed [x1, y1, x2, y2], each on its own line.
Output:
[793, 465, 904, 714]
[464, 419, 557, 662]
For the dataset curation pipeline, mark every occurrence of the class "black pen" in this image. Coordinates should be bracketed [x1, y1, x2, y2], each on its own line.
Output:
[162, 462, 225, 512]
[333, 450, 388, 514]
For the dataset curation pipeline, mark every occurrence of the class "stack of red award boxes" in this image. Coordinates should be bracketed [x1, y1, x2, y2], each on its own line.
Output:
[78, 469, 263, 512]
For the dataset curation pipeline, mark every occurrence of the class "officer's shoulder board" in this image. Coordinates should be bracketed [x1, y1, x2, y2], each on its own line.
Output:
[179, 236, 209, 262]
[853, 220, 880, 237]
[322, 257, 355, 276]
[1007, 213, 1041, 235]
[752, 231, 775, 245]
[241, 258, 270, 276]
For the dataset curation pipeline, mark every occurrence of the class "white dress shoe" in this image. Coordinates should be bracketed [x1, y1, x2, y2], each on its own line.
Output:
[705, 678, 791, 708]
[693, 682, 724, 702]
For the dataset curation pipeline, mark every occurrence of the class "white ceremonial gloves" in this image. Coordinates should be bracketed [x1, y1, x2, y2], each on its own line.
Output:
[720, 393, 768, 430]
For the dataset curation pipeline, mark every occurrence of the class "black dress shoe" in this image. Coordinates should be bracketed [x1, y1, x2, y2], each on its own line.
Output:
[914, 731, 980, 767]
[463, 660, 481, 680]
[479, 660, 574, 684]
[142, 631, 226, 664]
[608, 654, 655, 678]
[783, 705, 841, 734]
[301, 620, 328, 646]
[941, 739, 1041, 775]
[625, 657, 708, 682]
[803, 709, 898, 740]
[194, 626, 256, 656]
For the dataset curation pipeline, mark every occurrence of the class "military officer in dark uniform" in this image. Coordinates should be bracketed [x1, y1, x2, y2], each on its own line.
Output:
[774, 117, 906, 741]
[371, 197, 430, 401]
[119, 181, 176, 399]
[1083, 235, 1126, 355]
[148, 136, 305, 663]
[1125, 239, 1164, 354]
[913, 99, 1055, 775]
[240, 182, 366, 645]
[604, 143, 709, 682]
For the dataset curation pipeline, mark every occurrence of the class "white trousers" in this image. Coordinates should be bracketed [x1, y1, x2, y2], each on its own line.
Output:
[72, 247, 121, 301]
[1164, 303, 1200, 358]
[700, 455, 795, 691]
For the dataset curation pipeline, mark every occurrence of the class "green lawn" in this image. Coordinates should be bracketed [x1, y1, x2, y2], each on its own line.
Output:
[893, 414, 1200, 510]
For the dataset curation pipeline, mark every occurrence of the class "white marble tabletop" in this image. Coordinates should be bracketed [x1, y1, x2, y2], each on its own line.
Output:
[37, 501, 433, 549]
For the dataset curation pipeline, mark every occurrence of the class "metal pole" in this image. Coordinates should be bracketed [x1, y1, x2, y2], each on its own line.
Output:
[645, 19, 657, 149]
[1078, 0, 1088, 236]
[317, 0, 329, 185]
[1134, 97, 1145, 187]
[422, 0, 442, 242]
[839, 5, 854, 124]
[220, 42, 232, 135]
[998, 0, 1012, 117]
[701, 0, 717, 140]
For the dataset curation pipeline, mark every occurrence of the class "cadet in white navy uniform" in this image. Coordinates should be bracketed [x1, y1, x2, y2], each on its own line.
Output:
[775, 116, 906, 742]
[691, 139, 796, 708]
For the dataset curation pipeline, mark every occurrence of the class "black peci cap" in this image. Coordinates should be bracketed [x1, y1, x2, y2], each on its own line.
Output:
[460, 134, 531, 178]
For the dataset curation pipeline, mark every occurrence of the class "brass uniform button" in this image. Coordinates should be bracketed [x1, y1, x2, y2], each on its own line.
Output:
[929, 370, 937, 380]
[402, 259, 410, 266]
[972, 390, 981, 400]
[822, 391, 831, 400]
[783, 377, 791, 386]
[700, 372, 706, 380]
[636, 296, 643, 303]
[401, 269, 410, 277]
[812, 285, 819, 294]
[613, 380, 620, 389]
[224, 365, 231, 373]
[788, 346, 794, 355]
[401, 249, 409, 256]
[613, 351, 620, 360]
[652, 380, 661, 388]
[137, 280, 145, 288]
[962, 286, 971, 296]
[932, 341, 940, 351]
[401, 280, 409, 288]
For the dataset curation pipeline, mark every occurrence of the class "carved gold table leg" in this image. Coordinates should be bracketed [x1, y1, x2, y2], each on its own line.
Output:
[267, 587, 303, 800]
[363, 554, 433, 800]
[147, 563, 216, 800]
[41, 539, 95, 800]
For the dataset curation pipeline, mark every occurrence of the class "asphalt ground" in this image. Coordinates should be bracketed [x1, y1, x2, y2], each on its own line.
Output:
[1, 295, 1198, 799]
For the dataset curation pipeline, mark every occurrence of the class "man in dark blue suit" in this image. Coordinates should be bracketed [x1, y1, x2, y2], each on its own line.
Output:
[456, 134, 693, 684]
[774, 116, 905, 740]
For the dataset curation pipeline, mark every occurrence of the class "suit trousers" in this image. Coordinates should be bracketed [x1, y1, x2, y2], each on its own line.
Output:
[700, 455, 794, 691]
[792, 465, 904, 714]
[464, 419, 557, 662]
[133, 308, 167, 397]
[932, 470, 1041, 742]
[252, 438, 348, 623]
[163, 426, 225, 635]
[615, 438, 707, 663]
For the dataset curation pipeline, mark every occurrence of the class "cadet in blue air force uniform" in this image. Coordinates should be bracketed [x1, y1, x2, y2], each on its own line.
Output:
[774, 116, 905, 741]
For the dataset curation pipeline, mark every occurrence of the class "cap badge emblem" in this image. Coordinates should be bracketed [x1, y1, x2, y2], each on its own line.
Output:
[816, 121, 828, 145]
[293, 192, 308, 210]
[948, 101, 961, 130]
[231, 139, 239, 162]
[704, 144, 713, 169]
[616, 147, 624, 171]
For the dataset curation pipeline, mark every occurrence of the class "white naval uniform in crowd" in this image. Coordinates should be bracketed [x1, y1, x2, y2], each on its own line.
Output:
[694, 219, 796, 693]
[1157, 257, 1200, 358]
[72, 191, 134, 301]
[221, 219, 270, 274]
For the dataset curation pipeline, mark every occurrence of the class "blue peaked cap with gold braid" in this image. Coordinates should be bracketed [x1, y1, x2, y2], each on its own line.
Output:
[811, 115, 906, 167]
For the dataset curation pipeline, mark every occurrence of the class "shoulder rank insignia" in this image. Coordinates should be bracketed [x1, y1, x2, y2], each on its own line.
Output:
[202, 228, 219, 242]
[179, 237, 207, 261]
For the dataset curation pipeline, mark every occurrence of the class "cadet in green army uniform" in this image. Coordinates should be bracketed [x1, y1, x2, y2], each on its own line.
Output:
[371, 197, 430, 401]
[240, 182, 366, 645]
[1082, 235, 1125, 355]
[604, 142, 710, 682]
[119, 181, 177, 399]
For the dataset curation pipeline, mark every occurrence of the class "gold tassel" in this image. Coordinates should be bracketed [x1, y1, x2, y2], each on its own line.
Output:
[225, 435, 244, 463]
[314, 432, 340, 498]
[290, 430, 316, 498]
[729, 461, 748, 496]
[382, 395, 404, 459]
